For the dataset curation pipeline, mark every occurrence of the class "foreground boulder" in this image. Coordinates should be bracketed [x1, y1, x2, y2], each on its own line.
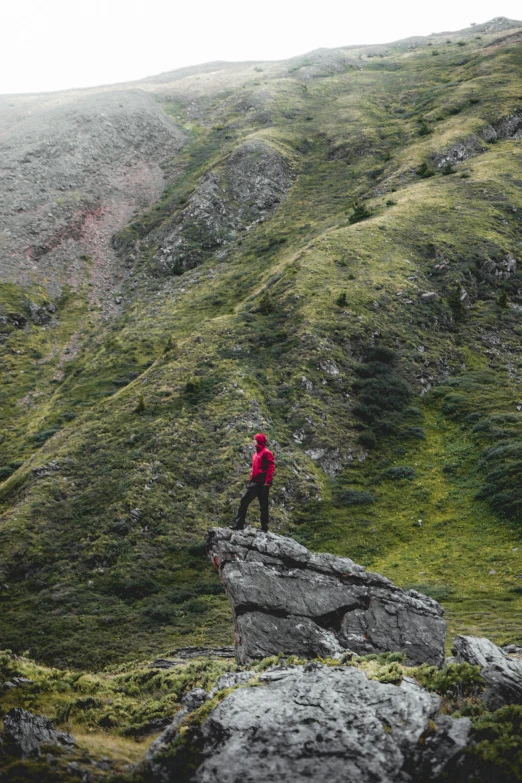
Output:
[206, 528, 446, 665]
[453, 635, 522, 710]
[3, 708, 75, 758]
[149, 664, 470, 783]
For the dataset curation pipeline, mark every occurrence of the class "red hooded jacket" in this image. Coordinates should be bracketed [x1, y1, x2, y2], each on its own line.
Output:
[249, 433, 275, 486]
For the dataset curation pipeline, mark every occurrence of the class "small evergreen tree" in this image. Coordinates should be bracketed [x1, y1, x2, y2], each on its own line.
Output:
[497, 290, 508, 309]
[349, 201, 372, 224]
[418, 119, 432, 136]
[417, 161, 435, 178]
[135, 394, 146, 414]
[447, 285, 466, 322]
[258, 292, 274, 314]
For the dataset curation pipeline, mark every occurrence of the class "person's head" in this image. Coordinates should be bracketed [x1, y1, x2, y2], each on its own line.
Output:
[253, 433, 266, 449]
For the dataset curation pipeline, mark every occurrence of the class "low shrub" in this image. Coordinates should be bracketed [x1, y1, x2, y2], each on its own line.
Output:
[417, 161, 435, 178]
[257, 292, 274, 314]
[0, 465, 15, 481]
[376, 662, 403, 684]
[33, 428, 60, 444]
[382, 466, 416, 480]
[184, 379, 201, 396]
[401, 426, 425, 440]
[353, 375, 412, 413]
[349, 202, 372, 224]
[354, 361, 393, 378]
[415, 662, 485, 697]
[467, 705, 522, 782]
[497, 290, 509, 308]
[364, 346, 396, 364]
[404, 584, 454, 602]
[336, 489, 376, 505]
[181, 598, 209, 615]
[358, 431, 377, 449]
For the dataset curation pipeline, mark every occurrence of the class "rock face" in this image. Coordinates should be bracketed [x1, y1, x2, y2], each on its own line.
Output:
[153, 138, 294, 274]
[152, 664, 470, 783]
[206, 528, 446, 665]
[3, 708, 75, 758]
[453, 635, 522, 710]
[482, 110, 522, 141]
[434, 134, 485, 169]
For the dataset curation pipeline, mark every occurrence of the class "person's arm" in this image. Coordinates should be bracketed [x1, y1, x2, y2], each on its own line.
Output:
[265, 450, 275, 486]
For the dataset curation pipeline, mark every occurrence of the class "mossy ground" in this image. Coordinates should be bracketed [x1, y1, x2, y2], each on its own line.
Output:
[1, 649, 520, 782]
[1, 22, 522, 670]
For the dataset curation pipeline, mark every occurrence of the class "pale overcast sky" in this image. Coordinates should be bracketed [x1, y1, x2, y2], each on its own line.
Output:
[1, 0, 521, 95]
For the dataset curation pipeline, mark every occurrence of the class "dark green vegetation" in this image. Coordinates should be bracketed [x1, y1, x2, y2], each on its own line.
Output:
[1, 18, 522, 678]
[2, 650, 521, 782]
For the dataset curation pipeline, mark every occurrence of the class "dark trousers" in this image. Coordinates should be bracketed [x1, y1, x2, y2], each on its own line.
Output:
[234, 482, 270, 530]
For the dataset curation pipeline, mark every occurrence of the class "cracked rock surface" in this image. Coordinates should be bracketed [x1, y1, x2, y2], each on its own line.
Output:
[453, 634, 522, 710]
[206, 528, 446, 665]
[3, 708, 75, 759]
[152, 138, 294, 275]
[150, 664, 470, 783]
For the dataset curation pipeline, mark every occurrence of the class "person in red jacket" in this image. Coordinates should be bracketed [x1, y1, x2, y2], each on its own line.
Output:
[232, 433, 275, 532]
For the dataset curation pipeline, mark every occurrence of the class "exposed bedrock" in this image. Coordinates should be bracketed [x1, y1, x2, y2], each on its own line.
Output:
[3, 708, 75, 759]
[453, 634, 522, 710]
[206, 528, 446, 665]
[147, 665, 470, 783]
[153, 138, 295, 274]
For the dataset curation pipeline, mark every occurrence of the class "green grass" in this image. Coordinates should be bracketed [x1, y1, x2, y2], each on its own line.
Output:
[1, 21, 522, 669]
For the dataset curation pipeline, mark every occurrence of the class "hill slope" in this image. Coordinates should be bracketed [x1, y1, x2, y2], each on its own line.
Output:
[1, 17, 522, 667]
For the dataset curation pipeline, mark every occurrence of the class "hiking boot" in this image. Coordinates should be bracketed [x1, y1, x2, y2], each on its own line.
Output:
[230, 522, 244, 531]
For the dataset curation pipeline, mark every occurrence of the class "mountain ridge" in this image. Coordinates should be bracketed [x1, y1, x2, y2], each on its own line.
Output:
[1, 17, 522, 669]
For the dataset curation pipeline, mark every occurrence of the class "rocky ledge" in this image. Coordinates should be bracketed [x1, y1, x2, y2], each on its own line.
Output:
[206, 527, 446, 665]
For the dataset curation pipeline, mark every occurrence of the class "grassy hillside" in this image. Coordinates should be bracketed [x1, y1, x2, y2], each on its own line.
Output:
[1, 18, 522, 669]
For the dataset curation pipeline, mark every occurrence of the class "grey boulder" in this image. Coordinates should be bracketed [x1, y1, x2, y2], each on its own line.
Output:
[192, 664, 470, 783]
[3, 708, 75, 759]
[206, 527, 446, 665]
[453, 634, 522, 710]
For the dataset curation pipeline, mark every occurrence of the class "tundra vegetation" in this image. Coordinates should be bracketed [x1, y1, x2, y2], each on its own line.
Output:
[1, 16, 522, 780]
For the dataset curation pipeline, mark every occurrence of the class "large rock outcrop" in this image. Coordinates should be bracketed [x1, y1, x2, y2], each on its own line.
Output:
[3, 708, 75, 759]
[148, 664, 470, 783]
[153, 138, 294, 274]
[453, 635, 522, 710]
[206, 528, 446, 665]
